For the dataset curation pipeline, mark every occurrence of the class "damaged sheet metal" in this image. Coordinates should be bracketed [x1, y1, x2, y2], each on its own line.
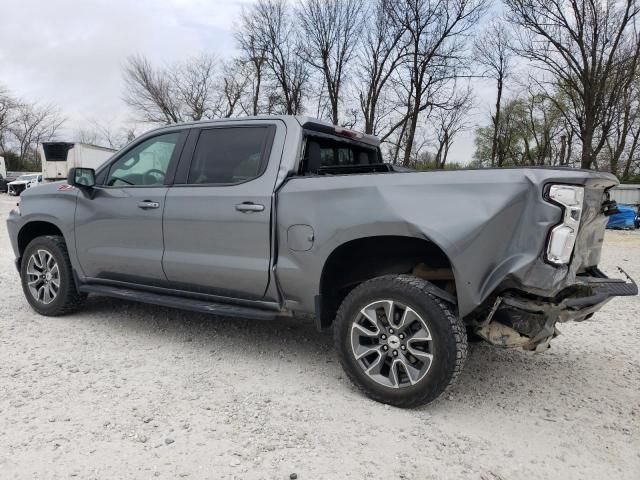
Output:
[473, 270, 637, 350]
[276, 167, 619, 317]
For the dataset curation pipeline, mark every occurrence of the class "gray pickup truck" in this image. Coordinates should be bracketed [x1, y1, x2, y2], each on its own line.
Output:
[7, 116, 637, 407]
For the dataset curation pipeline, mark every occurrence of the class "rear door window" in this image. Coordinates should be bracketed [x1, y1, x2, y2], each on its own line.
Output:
[187, 127, 272, 185]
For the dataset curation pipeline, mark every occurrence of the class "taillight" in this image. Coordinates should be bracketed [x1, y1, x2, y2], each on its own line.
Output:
[546, 185, 584, 265]
[334, 127, 364, 140]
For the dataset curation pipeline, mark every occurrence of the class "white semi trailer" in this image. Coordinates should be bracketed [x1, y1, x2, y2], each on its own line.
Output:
[40, 142, 116, 181]
[609, 184, 640, 206]
[0, 155, 6, 179]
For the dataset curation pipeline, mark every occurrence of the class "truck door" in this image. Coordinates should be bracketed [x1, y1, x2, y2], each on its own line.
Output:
[75, 131, 185, 284]
[162, 122, 282, 300]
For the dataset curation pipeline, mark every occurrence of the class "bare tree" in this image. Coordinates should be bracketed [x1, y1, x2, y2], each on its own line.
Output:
[212, 61, 251, 118]
[0, 86, 19, 154]
[9, 103, 64, 169]
[607, 66, 640, 178]
[388, 0, 488, 167]
[236, 10, 268, 115]
[504, 0, 640, 169]
[520, 87, 566, 165]
[171, 54, 217, 121]
[298, 0, 364, 125]
[240, 0, 309, 115]
[474, 22, 513, 167]
[474, 85, 572, 168]
[432, 87, 474, 168]
[123, 55, 183, 124]
[76, 119, 136, 149]
[357, 0, 408, 135]
[123, 54, 218, 123]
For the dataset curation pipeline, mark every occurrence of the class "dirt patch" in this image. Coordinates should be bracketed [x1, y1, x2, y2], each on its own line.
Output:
[0, 194, 638, 479]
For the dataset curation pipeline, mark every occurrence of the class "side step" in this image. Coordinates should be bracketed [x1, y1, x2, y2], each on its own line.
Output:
[79, 284, 280, 320]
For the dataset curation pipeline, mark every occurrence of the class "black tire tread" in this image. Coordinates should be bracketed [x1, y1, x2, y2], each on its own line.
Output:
[334, 274, 467, 408]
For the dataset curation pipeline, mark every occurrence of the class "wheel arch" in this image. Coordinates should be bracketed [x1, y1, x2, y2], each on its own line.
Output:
[316, 235, 458, 330]
[17, 220, 66, 260]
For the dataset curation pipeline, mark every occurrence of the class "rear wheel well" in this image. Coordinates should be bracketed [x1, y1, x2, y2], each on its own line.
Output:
[317, 236, 455, 329]
[18, 222, 65, 258]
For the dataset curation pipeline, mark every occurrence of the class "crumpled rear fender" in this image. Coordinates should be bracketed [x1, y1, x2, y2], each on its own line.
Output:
[276, 168, 617, 317]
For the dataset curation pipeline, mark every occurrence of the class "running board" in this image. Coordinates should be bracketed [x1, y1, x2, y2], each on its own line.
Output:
[79, 284, 280, 320]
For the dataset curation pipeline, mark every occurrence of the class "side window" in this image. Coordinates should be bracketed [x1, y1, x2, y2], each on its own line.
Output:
[106, 132, 180, 187]
[187, 127, 270, 185]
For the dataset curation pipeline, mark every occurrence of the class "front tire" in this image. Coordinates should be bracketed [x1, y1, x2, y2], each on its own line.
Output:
[20, 235, 85, 316]
[334, 275, 467, 408]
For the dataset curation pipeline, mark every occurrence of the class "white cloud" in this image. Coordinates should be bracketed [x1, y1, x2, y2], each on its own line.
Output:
[0, 0, 244, 134]
[0, 0, 492, 160]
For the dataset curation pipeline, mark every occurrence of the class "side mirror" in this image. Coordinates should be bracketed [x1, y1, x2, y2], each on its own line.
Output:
[68, 167, 96, 188]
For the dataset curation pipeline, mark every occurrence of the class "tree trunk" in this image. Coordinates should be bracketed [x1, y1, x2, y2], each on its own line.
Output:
[331, 97, 339, 125]
[622, 128, 640, 180]
[490, 77, 503, 168]
[581, 109, 596, 168]
[252, 64, 261, 116]
[581, 134, 594, 169]
[402, 111, 419, 167]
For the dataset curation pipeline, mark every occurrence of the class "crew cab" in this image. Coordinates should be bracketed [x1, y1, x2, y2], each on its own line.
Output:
[6, 116, 637, 407]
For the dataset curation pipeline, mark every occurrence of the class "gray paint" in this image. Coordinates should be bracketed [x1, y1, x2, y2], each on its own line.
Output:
[276, 168, 617, 316]
[75, 186, 168, 282]
[287, 225, 314, 252]
[162, 118, 288, 300]
[6, 115, 619, 321]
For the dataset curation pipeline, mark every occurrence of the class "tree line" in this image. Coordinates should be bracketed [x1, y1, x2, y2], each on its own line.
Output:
[1, 0, 638, 180]
[122, 0, 639, 180]
[474, 0, 640, 180]
[0, 86, 63, 172]
[123, 0, 486, 169]
[0, 85, 134, 172]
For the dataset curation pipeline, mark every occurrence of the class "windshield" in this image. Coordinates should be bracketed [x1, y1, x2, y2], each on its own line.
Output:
[16, 175, 38, 181]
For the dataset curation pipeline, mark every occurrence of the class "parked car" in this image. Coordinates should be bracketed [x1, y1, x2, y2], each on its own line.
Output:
[7, 173, 43, 196]
[0, 175, 7, 193]
[6, 116, 637, 407]
[2, 174, 16, 192]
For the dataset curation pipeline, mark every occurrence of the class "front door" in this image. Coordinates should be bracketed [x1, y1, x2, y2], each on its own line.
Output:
[162, 124, 280, 299]
[74, 131, 183, 284]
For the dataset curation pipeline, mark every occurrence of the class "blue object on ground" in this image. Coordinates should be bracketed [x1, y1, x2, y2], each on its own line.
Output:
[606, 204, 639, 229]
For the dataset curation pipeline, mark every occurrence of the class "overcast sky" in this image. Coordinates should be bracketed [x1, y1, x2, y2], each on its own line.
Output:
[0, 0, 495, 162]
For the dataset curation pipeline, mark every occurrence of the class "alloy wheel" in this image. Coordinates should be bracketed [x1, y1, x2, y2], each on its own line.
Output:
[25, 249, 60, 305]
[350, 300, 434, 389]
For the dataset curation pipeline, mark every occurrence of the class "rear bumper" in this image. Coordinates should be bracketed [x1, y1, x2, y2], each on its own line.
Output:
[476, 269, 637, 351]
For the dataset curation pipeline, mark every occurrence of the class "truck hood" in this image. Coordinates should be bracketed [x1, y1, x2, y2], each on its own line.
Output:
[18, 180, 67, 197]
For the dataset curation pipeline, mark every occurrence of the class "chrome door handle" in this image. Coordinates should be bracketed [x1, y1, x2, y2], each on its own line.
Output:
[235, 202, 265, 213]
[138, 201, 160, 209]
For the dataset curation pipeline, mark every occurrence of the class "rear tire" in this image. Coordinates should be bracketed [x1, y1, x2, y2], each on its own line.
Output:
[334, 275, 467, 408]
[20, 235, 85, 316]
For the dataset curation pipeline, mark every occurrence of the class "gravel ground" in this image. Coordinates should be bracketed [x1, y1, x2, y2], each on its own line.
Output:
[0, 193, 638, 480]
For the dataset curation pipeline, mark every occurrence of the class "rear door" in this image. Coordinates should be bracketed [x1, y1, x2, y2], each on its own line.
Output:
[162, 122, 282, 299]
[74, 131, 185, 284]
